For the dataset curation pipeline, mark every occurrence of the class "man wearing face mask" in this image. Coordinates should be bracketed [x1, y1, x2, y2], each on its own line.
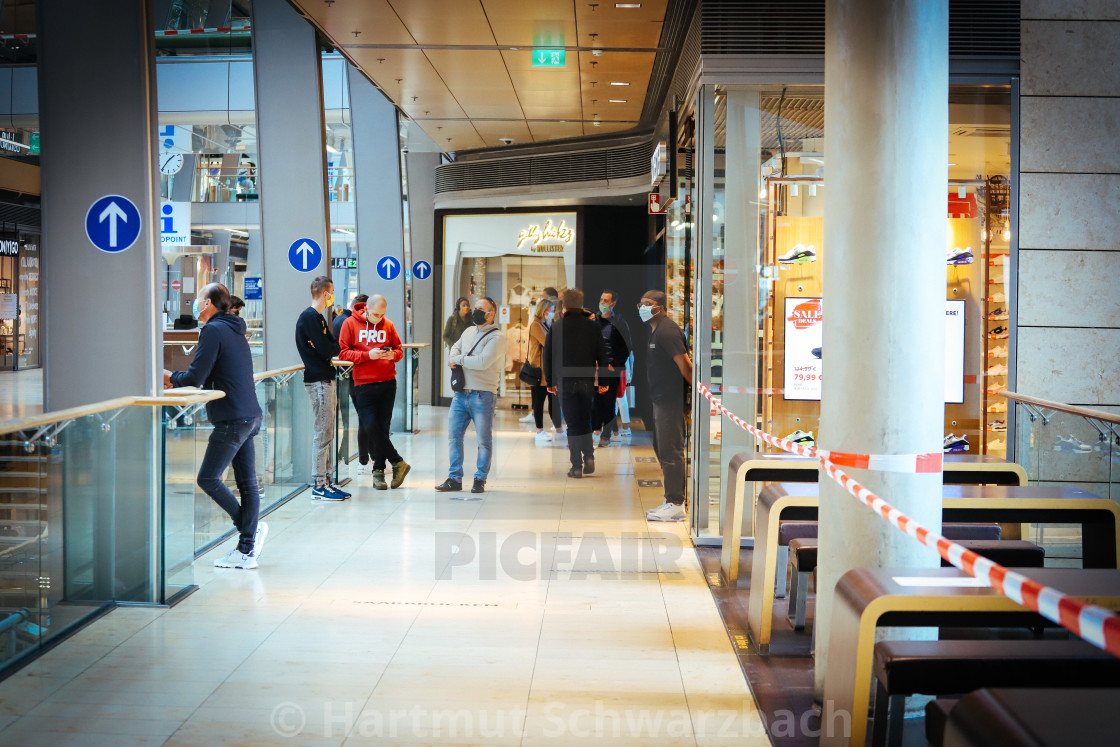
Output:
[295, 276, 348, 501]
[339, 295, 410, 491]
[638, 290, 692, 522]
[592, 289, 631, 448]
[164, 283, 266, 568]
[438, 297, 506, 494]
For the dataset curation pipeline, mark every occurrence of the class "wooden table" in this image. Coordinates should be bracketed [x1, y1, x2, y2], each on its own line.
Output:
[721, 452, 1028, 585]
[821, 567, 1120, 746]
[746, 483, 1119, 653]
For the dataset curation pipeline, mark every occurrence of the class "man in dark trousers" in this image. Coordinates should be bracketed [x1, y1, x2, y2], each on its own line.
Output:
[295, 275, 349, 501]
[164, 283, 267, 568]
[332, 294, 371, 474]
[637, 290, 692, 522]
[592, 288, 631, 448]
[544, 288, 610, 478]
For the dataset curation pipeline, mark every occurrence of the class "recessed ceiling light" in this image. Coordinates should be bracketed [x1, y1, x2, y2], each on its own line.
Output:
[609, 99, 627, 103]
[615, 2, 641, 7]
[610, 81, 629, 86]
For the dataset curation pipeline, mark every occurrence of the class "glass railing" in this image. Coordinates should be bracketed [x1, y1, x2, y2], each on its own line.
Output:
[0, 363, 361, 674]
[1004, 391, 1120, 565]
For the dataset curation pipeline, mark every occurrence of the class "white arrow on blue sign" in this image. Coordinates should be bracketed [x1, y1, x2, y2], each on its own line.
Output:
[412, 261, 432, 280]
[287, 238, 323, 273]
[377, 255, 402, 281]
[85, 195, 142, 253]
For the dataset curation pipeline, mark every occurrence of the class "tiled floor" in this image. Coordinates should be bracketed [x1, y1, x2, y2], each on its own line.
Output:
[0, 406, 768, 745]
[0, 367, 42, 420]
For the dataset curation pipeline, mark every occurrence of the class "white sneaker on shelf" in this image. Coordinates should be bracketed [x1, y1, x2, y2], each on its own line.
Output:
[519, 413, 535, 423]
[214, 549, 258, 569]
[987, 402, 1007, 413]
[535, 430, 553, 442]
[986, 363, 1009, 376]
[987, 438, 1006, 452]
[646, 502, 687, 522]
[988, 345, 1008, 358]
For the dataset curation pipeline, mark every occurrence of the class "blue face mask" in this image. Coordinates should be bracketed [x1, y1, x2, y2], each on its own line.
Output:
[192, 298, 200, 317]
[638, 305, 655, 322]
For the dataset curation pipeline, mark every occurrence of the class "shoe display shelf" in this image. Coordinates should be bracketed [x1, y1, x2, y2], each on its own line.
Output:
[981, 177, 1012, 457]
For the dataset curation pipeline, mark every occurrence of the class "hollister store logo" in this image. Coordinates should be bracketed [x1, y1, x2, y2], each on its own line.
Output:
[787, 298, 822, 330]
[517, 219, 575, 251]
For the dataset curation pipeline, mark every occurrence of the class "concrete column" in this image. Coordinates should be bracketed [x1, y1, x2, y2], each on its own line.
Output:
[347, 64, 408, 423]
[38, 0, 161, 409]
[814, 0, 948, 703]
[719, 89, 762, 534]
[406, 152, 440, 405]
[252, 0, 330, 369]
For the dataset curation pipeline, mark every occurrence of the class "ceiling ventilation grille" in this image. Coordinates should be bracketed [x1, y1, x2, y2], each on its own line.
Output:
[436, 142, 653, 195]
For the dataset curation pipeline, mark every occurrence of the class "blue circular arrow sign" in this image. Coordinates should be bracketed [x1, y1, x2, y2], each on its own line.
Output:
[287, 238, 323, 273]
[85, 195, 142, 253]
[412, 260, 432, 280]
[377, 255, 402, 281]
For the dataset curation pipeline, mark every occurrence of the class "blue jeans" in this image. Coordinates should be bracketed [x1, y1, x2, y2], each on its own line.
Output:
[197, 416, 262, 554]
[448, 390, 495, 482]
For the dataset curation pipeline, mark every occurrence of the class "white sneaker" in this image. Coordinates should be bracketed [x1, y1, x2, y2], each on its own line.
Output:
[618, 427, 632, 437]
[645, 501, 672, 516]
[356, 462, 373, 475]
[249, 521, 269, 559]
[646, 502, 686, 522]
[554, 427, 565, 437]
[214, 549, 258, 569]
[519, 413, 535, 423]
[987, 438, 1006, 452]
[778, 244, 817, 264]
[535, 430, 553, 442]
[988, 345, 1008, 358]
[986, 364, 1008, 376]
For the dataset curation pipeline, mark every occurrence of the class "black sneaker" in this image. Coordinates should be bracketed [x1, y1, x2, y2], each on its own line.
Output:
[567, 466, 583, 478]
[583, 457, 595, 475]
[435, 478, 462, 492]
[471, 479, 485, 493]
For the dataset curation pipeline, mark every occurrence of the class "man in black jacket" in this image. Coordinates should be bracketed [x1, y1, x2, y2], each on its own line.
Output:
[544, 288, 610, 478]
[296, 276, 349, 501]
[164, 283, 267, 569]
[592, 289, 631, 447]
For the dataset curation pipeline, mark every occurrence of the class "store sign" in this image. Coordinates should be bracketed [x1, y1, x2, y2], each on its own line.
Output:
[531, 49, 565, 67]
[782, 297, 967, 403]
[0, 239, 18, 256]
[516, 219, 575, 253]
[331, 257, 357, 269]
[0, 131, 21, 153]
[783, 298, 823, 400]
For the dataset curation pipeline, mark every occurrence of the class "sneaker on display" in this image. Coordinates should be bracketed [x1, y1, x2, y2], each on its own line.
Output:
[249, 521, 269, 559]
[214, 549, 258, 569]
[519, 413, 535, 423]
[778, 244, 817, 264]
[990, 292, 1006, 303]
[987, 402, 1007, 413]
[1055, 435, 1093, 453]
[986, 363, 1009, 376]
[811, 347, 822, 359]
[988, 345, 1008, 358]
[943, 434, 970, 453]
[783, 429, 816, 447]
[646, 502, 687, 522]
[987, 438, 1006, 452]
[989, 274, 1005, 285]
[535, 430, 553, 442]
[947, 246, 974, 265]
[989, 326, 1009, 339]
[988, 308, 1009, 321]
[988, 420, 1007, 432]
[987, 384, 1008, 396]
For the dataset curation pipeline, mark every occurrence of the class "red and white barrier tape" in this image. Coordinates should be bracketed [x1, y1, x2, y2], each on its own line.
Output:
[155, 26, 248, 36]
[698, 382, 1120, 658]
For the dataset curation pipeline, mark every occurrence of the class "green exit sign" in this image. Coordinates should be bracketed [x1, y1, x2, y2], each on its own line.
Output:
[532, 49, 566, 67]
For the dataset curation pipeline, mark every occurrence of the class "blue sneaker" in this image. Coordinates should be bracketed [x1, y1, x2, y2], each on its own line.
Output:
[327, 483, 352, 498]
[311, 484, 347, 501]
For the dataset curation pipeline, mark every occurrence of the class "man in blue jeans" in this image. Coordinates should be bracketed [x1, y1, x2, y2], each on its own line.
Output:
[437, 297, 505, 494]
[164, 283, 267, 569]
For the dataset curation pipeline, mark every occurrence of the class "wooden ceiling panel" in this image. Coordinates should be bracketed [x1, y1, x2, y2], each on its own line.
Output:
[578, 50, 657, 74]
[424, 50, 509, 90]
[471, 120, 535, 147]
[575, 1, 668, 24]
[418, 120, 485, 151]
[385, 0, 495, 45]
[576, 20, 664, 48]
[509, 70, 581, 94]
[527, 121, 586, 141]
[584, 121, 638, 136]
[346, 48, 467, 119]
[293, 0, 415, 45]
[521, 105, 584, 120]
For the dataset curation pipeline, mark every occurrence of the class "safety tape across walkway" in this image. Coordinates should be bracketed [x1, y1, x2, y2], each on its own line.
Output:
[697, 383, 1120, 658]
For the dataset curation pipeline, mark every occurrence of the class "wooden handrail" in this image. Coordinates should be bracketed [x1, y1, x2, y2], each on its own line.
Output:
[1001, 391, 1120, 426]
[253, 364, 304, 382]
[0, 389, 226, 436]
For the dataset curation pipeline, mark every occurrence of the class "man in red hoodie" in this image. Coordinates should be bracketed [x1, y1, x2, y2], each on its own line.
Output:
[338, 295, 411, 490]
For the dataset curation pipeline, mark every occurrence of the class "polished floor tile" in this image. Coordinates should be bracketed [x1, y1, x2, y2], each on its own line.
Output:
[0, 405, 766, 745]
